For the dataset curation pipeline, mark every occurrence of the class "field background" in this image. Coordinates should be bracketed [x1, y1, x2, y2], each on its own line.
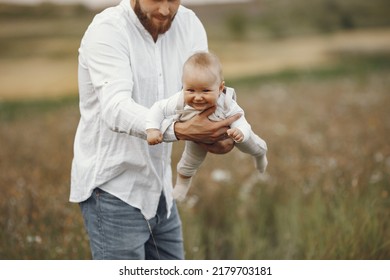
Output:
[0, 0, 389, 259]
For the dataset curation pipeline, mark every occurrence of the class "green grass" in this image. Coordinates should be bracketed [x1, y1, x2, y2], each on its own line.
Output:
[229, 53, 390, 88]
[0, 95, 78, 121]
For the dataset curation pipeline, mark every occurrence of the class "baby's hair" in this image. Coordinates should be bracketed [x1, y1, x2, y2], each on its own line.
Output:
[183, 51, 224, 82]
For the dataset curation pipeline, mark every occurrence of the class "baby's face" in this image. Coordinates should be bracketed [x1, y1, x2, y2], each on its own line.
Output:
[182, 66, 223, 111]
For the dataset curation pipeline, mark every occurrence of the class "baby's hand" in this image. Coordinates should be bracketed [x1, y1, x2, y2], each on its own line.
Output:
[146, 129, 163, 145]
[227, 127, 244, 143]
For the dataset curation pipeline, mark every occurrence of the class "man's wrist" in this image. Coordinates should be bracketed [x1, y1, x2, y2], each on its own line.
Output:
[173, 121, 179, 140]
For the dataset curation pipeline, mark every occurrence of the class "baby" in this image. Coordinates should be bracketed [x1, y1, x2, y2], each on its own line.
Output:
[146, 51, 268, 201]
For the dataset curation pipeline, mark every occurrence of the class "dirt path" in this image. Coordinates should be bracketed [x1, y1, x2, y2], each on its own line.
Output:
[1, 27, 389, 101]
[217, 27, 390, 78]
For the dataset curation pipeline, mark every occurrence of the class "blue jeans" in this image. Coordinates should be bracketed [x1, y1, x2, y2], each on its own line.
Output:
[80, 188, 184, 260]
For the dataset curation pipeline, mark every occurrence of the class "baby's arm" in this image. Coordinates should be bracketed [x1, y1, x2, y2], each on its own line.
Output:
[145, 91, 182, 145]
[221, 87, 252, 142]
[225, 104, 252, 143]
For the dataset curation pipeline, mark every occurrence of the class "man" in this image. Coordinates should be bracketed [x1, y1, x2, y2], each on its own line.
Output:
[70, 0, 239, 260]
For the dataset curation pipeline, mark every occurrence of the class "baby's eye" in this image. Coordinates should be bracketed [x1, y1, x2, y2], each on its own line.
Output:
[202, 89, 211, 93]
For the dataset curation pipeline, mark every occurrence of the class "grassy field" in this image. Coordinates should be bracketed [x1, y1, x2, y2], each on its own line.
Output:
[181, 55, 390, 259]
[1, 53, 389, 259]
[0, 1, 390, 259]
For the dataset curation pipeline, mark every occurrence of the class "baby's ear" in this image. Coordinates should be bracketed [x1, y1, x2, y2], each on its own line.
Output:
[219, 80, 225, 92]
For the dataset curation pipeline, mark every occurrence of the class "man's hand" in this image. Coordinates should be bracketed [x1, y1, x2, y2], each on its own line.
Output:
[174, 106, 241, 144]
[196, 138, 235, 154]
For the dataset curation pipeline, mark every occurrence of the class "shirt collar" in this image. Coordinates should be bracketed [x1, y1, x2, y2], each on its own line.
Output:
[121, 0, 170, 42]
[121, 0, 145, 31]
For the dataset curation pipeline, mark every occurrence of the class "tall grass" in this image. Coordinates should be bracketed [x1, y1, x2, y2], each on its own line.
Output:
[1, 54, 390, 259]
[0, 102, 90, 259]
[1, 53, 389, 260]
[176, 54, 390, 259]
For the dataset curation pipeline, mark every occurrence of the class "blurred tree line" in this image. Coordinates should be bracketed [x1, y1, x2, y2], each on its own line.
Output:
[192, 0, 390, 40]
[0, 2, 91, 19]
[256, 0, 390, 37]
[0, 0, 388, 39]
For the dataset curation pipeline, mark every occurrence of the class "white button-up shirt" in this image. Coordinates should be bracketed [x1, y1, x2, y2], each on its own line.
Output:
[70, 0, 208, 219]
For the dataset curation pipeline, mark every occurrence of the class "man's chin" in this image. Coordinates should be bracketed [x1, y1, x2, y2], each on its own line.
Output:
[156, 21, 172, 35]
[156, 14, 176, 35]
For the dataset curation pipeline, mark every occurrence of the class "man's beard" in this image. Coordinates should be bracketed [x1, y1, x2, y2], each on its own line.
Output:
[134, 0, 176, 39]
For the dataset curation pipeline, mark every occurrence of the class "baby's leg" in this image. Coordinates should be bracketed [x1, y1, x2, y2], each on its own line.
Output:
[174, 141, 207, 201]
[236, 131, 268, 173]
[174, 174, 193, 201]
[255, 154, 268, 173]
